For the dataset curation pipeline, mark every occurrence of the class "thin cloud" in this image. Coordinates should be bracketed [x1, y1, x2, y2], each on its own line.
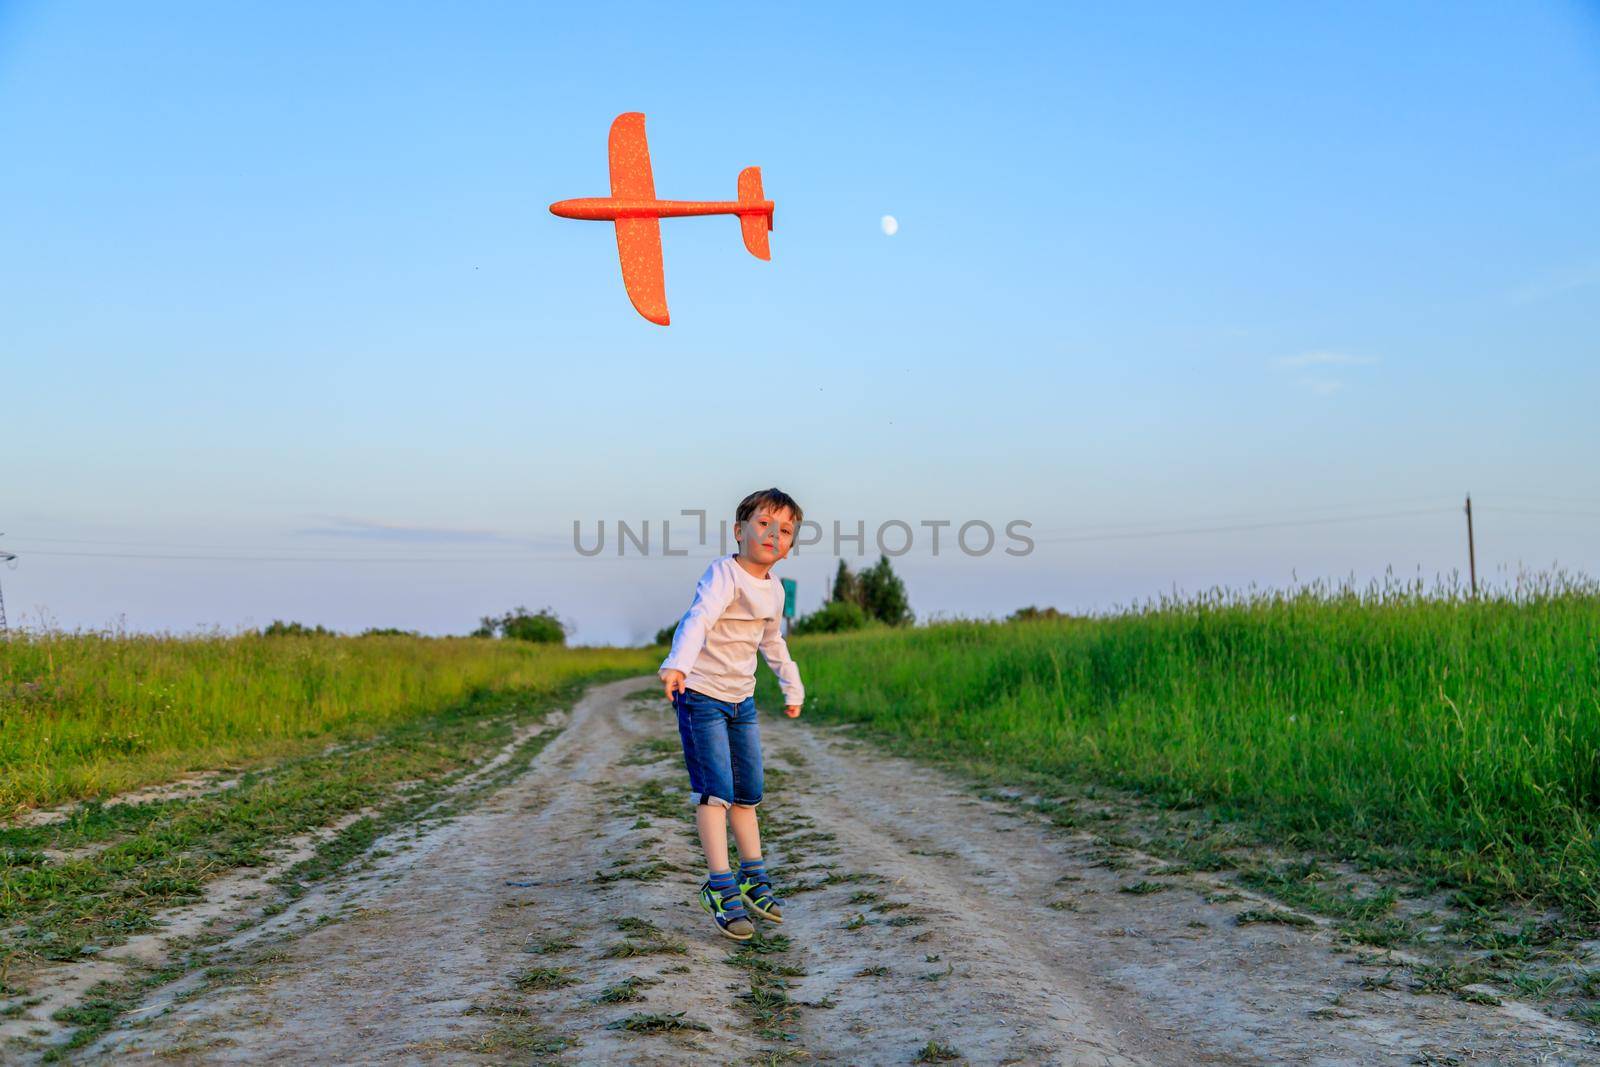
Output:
[293, 516, 517, 544]
[1275, 351, 1379, 369]
[1509, 260, 1600, 305]
[1298, 377, 1346, 396]
[1273, 350, 1377, 397]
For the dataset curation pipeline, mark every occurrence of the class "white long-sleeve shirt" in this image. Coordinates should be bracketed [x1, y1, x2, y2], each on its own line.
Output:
[660, 554, 804, 707]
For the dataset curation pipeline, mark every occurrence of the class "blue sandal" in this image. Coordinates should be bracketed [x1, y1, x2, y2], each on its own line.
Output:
[738, 873, 784, 923]
[698, 879, 754, 940]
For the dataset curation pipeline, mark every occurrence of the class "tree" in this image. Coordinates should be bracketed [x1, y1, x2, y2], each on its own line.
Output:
[1007, 605, 1065, 623]
[804, 556, 912, 630]
[857, 555, 913, 626]
[791, 599, 868, 635]
[829, 558, 861, 609]
[654, 621, 679, 646]
[261, 620, 335, 637]
[473, 605, 567, 644]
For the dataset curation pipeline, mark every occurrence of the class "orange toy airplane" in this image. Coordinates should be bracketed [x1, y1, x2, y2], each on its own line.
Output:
[549, 112, 774, 326]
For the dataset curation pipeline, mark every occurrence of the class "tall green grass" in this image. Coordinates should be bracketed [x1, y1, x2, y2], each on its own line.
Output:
[0, 633, 656, 814]
[774, 574, 1600, 917]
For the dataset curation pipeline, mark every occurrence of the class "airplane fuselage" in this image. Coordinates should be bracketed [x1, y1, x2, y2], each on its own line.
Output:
[549, 111, 775, 324]
[549, 198, 774, 221]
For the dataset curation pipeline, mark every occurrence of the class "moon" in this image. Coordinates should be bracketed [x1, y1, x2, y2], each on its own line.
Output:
[880, 215, 899, 236]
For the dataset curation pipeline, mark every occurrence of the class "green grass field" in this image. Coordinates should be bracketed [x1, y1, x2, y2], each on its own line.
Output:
[4, 585, 1599, 1045]
[0, 632, 657, 815]
[769, 574, 1600, 920]
[0, 635, 662, 1056]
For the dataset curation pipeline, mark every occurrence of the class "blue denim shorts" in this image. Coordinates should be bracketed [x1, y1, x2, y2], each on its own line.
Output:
[674, 686, 763, 809]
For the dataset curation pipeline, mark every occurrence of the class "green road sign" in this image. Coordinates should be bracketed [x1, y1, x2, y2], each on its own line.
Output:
[781, 577, 796, 618]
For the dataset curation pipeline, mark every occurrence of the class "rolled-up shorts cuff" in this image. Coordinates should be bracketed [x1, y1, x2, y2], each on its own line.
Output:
[731, 797, 762, 808]
[690, 790, 732, 810]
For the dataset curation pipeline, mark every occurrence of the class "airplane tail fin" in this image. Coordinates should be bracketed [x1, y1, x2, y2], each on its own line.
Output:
[737, 166, 773, 260]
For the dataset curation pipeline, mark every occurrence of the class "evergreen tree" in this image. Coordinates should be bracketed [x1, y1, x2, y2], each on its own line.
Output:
[828, 558, 861, 607]
[858, 555, 913, 626]
[801, 556, 912, 630]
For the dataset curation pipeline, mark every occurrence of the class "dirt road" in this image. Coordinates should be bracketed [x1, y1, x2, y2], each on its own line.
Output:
[79, 677, 1595, 1064]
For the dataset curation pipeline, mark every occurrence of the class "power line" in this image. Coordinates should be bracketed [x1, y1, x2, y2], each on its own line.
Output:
[992, 496, 1463, 537]
[6, 534, 560, 553]
[1473, 491, 1600, 507]
[1477, 506, 1600, 520]
[6, 497, 1465, 557]
[1034, 507, 1459, 545]
[8, 502, 1596, 565]
[18, 549, 572, 564]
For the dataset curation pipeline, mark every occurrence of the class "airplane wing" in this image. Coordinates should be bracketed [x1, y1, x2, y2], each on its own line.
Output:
[608, 112, 668, 324]
[614, 218, 669, 325]
[609, 112, 656, 199]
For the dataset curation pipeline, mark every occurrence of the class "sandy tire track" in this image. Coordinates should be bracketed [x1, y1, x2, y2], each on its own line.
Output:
[86, 676, 1598, 1065]
[771, 722, 1595, 1065]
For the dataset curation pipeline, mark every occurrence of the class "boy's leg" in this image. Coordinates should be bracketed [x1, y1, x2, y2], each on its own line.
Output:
[727, 802, 761, 863]
[729, 805, 783, 920]
[725, 695, 765, 820]
[675, 688, 737, 808]
[676, 690, 737, 866]
[727, 698, 782, 922]
[695, 803, 731, 872]
[675, 689, 753, 940]
[726, 695, 765, 861]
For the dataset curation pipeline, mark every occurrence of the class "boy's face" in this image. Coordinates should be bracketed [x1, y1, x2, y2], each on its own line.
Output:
[736, 506, 797, 567]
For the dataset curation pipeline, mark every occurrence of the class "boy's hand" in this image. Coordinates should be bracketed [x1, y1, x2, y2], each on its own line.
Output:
[784, 705, 802, 718]
[660, 669, 686, 702]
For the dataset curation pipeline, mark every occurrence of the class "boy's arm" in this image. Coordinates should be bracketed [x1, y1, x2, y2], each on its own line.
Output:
[758, 616, 805, 712]
[659, 562, 738, 690]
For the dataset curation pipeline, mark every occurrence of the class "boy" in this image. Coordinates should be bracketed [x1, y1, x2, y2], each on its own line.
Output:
[659, 488, 805, 941]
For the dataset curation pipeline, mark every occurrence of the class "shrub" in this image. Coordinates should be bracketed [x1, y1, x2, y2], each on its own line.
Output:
[473, 606, 567, 645]
[1007, 605, 1067, 623]
[261, 620, 336, 637]
[824, 556, 913, 627]
[792, 600, 869, 635]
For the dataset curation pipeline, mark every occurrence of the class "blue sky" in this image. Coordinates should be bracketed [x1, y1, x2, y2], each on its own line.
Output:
[3, 1, 1598, 643]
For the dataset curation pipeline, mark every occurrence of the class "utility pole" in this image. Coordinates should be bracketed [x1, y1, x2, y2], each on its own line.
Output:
[1464, 494, 1477, 598]
[0, 543, 13, 634]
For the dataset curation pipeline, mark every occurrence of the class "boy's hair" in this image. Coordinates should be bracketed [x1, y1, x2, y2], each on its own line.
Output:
[736, 487, 803, 528]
